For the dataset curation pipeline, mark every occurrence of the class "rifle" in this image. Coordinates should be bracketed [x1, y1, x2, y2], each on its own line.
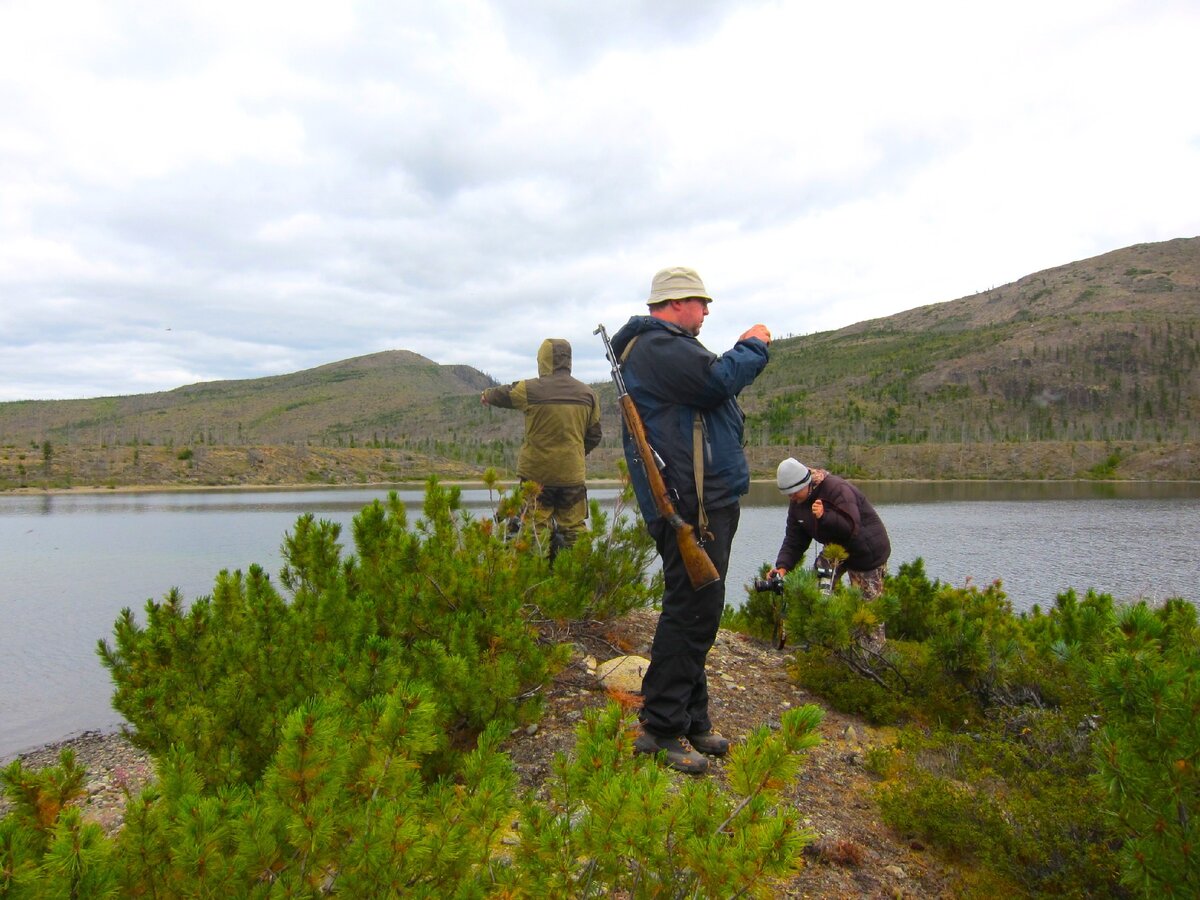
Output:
[595, 324, 721, 589]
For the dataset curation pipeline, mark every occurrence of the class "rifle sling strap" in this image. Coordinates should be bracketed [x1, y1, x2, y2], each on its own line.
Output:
[620, 335, 711, 542]
[693, 415, 710, 541]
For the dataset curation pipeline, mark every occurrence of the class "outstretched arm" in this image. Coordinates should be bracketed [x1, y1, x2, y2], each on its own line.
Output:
[481, 383, 521, 410]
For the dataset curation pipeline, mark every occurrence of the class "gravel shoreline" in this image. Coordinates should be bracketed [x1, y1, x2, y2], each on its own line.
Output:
[0, 730, 155, 835]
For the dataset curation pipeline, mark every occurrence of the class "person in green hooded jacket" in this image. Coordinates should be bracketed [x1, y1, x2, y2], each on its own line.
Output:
[481, 338, 602, 550]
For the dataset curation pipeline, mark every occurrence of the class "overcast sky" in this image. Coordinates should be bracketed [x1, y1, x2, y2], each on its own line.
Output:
[2, 0, 1198, 401]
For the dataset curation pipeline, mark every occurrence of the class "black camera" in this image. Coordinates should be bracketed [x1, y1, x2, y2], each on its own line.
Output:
[753, 573, 786, 594]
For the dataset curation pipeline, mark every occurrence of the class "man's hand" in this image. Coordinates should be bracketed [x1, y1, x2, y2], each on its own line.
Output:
[739, 324, 771, 344]
[811, 499, 824, 519]
[480, 391, 490, 406]
[767, 566, 787, 579]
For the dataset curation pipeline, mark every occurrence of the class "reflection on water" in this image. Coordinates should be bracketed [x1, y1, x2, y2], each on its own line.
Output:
[2, 481, 1198, 759]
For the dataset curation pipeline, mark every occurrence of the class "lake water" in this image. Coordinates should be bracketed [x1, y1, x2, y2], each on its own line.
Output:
[3, 480, 1198, 760]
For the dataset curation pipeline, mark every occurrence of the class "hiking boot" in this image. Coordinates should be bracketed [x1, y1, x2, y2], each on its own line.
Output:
[633, 730, 709, 774]
[687, 730, 730, 756]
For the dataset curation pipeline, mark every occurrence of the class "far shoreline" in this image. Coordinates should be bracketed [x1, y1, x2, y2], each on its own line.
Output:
[4, 476, 1197, 499]
[0, 478, 623, 497]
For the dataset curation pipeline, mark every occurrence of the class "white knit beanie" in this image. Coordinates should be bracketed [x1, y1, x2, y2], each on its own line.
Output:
[776, 458, 811, 494]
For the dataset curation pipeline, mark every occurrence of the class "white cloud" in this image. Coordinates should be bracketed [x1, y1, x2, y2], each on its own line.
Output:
[1, 0, 1198, 401]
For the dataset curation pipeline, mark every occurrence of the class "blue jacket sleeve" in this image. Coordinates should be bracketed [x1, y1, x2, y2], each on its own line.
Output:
[705, 338, 770, 404]
[648, 336, 768, 408]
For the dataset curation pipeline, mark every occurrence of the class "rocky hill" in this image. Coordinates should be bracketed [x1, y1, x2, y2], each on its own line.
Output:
[0, 350, 496, 448]
[2, 237, 1198, 486]
[746, 237, 1200, 449]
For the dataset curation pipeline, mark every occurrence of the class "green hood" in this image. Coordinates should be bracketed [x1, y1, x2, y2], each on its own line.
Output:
[537, 339, 572, 377]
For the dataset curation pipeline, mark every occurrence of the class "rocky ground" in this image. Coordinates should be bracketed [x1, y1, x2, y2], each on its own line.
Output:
[0, 731, 157, 836]
[2, 609, 959, 898]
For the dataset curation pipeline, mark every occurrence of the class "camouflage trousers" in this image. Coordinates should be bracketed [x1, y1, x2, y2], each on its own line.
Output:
[815, 552, 886, 601]
[847, 565, 886, 600]
[528, 482, 589, 551]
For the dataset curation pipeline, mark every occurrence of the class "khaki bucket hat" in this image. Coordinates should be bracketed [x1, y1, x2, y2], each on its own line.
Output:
[646, 266, 712, 305]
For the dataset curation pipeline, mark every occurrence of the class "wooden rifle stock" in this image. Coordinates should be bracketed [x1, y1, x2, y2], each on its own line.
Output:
[596, 323, 720, 590]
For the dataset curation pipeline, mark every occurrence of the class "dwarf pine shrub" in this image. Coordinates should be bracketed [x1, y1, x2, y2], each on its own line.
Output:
[771, 551, 1198, 896]
[103, 685, 514, 896]
[496, 702, 822, 898]
[1, 700, 825, 897]
[96, 477, 656, 787]
[6, 477, 830, 895]
[1092, 599, 1199, 897]
[538, 497, 662, 623]
[874, 711, 1121, 895]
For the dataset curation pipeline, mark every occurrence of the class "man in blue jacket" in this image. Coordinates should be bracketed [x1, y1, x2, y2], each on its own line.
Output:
[611, 266, 771, 774]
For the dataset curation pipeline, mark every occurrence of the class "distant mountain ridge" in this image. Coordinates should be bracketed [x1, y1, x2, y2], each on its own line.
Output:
[0, 350, 497, 448]
[2, 236, 1198, 485]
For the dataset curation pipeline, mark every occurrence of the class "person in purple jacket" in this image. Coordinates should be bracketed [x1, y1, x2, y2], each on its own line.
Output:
[768, 458, 891, 599]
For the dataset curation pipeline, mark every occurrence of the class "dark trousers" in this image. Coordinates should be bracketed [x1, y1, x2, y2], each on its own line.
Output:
[640, 503, 740, 738]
